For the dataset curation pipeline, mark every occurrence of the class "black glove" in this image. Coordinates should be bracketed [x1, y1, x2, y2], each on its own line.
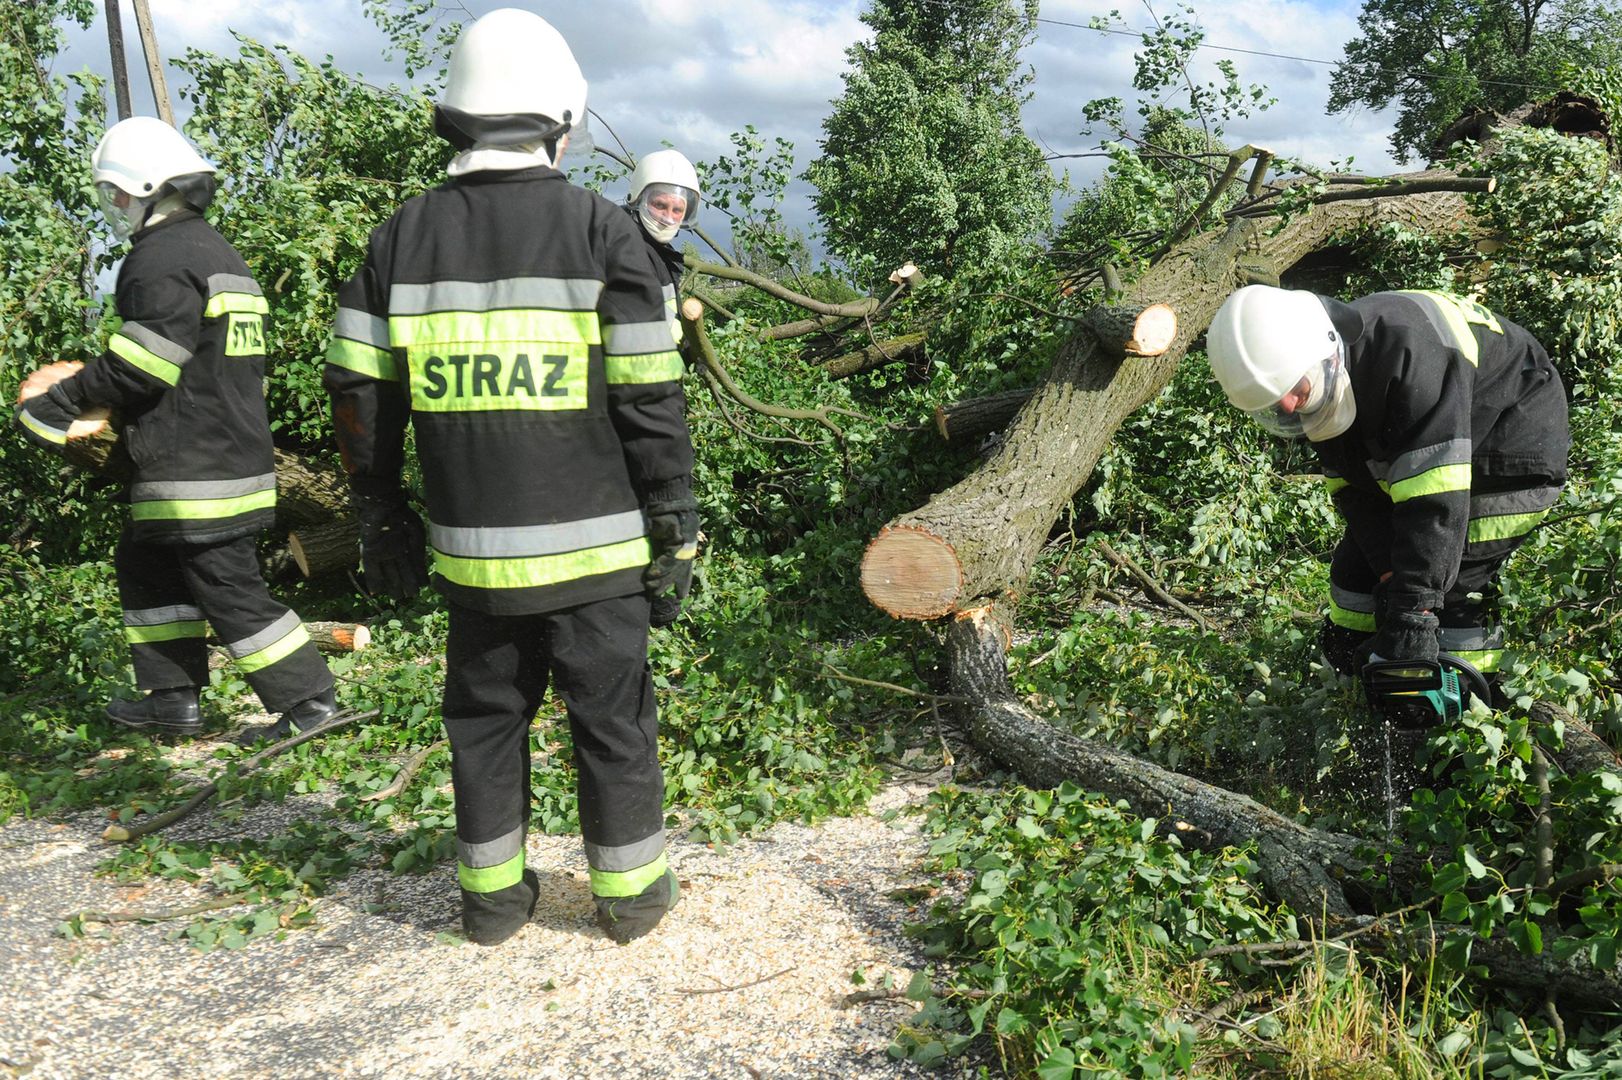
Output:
[14, 383, 83, 454]
[642, 483, 699, 627]
[354, 494, 428, 602]
[1365, 609, 1440, 665]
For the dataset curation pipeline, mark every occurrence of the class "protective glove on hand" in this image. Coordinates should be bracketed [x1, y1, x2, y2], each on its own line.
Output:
[354, 494, 428, 602]
[14, 383, 83, 454]
[642, 481, 700, 627]
[1364, 609, 1440, 666]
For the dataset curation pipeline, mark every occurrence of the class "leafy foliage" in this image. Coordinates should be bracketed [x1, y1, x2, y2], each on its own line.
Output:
[806, 0, 1053, 282]
[1329, 0, 1622, 163]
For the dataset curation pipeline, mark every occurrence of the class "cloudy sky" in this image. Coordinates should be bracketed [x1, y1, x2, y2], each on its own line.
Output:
[55, 0, 1401, 256]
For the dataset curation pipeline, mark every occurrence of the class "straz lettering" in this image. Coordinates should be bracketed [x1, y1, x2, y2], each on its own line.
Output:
[420, 352, 570, 399]
[225, 314, 266, 356]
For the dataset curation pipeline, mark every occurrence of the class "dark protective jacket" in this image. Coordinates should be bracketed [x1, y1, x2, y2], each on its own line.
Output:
[325, 166, 692, 616]
[59, 211, 276, 545]
[1315, 290, 1568, 617]
[626, 207, 687, 360]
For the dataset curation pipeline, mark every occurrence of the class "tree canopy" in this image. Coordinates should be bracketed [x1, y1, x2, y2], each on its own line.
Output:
[805, 0, 1053, 280]
[1328, 0, 1622, 162]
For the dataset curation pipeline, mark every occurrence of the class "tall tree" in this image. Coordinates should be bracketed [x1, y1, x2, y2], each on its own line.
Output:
[1328, 0, 1622, 162]
[805, 0, 1053, 280]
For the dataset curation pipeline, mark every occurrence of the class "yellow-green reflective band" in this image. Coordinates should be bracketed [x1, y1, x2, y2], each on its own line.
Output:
[433, 537, 650, 591]
[589, 851, 668, 898]
[408, 345, 589, 413]
[1469, 509, 1549, 544]
[459, 851, 525, 893]
[124, 620, 208, 644]
[130, 488, 277, 522]
[605, 351, 683, 385]
[1388, 463, 1472, 503]
[235, 623, 310, 674]
[1328, 602, 1376, 633]
[110, 333, 182, 386]
[1394, 291, 1502, 367]
[387, 310, 600, 349]
[17, 408, 68, 445]
[1324, 476, 1349, 494]
[203, 292, 270, 318]
[223, 313, 266, 357]
[1450, 648, 1504, 674]
[326, 338, 399, 381]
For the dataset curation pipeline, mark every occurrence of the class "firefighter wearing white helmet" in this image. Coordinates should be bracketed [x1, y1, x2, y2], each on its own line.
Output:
[325, 9, 691, 947]
[1206, 284, 1568, 702]
[623, 148, 702, 628]
[15, 116, 338, 741]
[628, 149, 701, 245]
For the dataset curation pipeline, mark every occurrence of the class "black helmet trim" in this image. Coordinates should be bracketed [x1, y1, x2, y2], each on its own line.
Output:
[433, 104, 572, 154]
[166, 171, 218, 213]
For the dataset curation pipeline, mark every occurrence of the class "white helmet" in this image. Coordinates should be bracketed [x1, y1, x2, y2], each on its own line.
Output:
[91, 117, 216, 239]
[628, 149, 700, 242]
[1206, 285, 1355, 441]
[436, 9, 586, 153]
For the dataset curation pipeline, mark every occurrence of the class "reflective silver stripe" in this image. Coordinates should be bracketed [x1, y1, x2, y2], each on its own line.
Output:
[584, 831, 665, 873]
[123, 604, 205, 626]
[223, 610, 301, 659]
[603, 320, 678, 356]
[207, 273, 263, 298]
[1469, 485, 1562, 519]
[1389, 439, 1472, 485]
[334, 307, 390, 349]
[118, 321, 193, 366]
[458, 825, 525, 869]
[1330, 585, 1375, 614]
[128, 473, 277, 502]
[389, 277, 604, 315]
[1439, 625, 1503, 652]
[428, 510, 645, 558]
[660, 283, 677, 303]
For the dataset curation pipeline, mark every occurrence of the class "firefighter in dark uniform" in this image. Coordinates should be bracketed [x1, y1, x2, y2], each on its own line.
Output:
[15, 117, 337, 740]
[323, 9, 694, 946]
[1206, 285, 1569, 687]
[625, 148, 702, 626]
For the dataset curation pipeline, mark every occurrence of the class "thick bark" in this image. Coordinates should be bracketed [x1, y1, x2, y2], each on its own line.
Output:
[303, 621, 371, 653]
[288, 517, 360, 578]
[863, 176, 1484, 619]
[933, 389, 1034, 443]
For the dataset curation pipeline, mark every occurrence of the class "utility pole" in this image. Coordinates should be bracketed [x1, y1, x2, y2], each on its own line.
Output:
[129, 0, 175, 125]
[103, 0, 132, 120]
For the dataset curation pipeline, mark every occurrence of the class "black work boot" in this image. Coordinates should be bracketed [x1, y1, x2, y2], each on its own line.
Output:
[105, 687, 202, 735]
[596, 868, 681, 945]
[238, 686, 340, 745]
[463, 868, 540, 946]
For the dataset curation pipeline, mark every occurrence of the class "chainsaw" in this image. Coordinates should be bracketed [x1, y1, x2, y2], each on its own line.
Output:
[1361, 654, 1494, 726]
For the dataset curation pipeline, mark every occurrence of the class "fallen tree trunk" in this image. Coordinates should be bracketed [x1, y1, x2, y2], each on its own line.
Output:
[822, 332, 927, 379]
[933, 388, 1034, 443]
[862, 174, 1486, 619]
[289, 518, 360, 578]
[948, 603, 1622, 1005]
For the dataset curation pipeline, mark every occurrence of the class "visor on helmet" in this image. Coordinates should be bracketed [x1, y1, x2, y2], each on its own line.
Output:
[1243, 346, 1344, 439]
[636, 182, 699, 226]
[96, 181, 146, 241]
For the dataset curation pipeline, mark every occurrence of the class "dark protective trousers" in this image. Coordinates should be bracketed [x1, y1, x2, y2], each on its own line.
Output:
[442, 593, 666, 932]
[1324, 482, 1563, 674]
[115, 527, 334, 712]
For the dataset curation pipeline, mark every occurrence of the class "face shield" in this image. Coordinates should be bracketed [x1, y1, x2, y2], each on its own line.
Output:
[636, 181, 699, 243]
[96, 182, 146, 241]
[1244, 344, 1349, 441]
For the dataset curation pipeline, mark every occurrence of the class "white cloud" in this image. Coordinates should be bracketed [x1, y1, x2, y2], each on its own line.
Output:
[53, 0, 1403, 257]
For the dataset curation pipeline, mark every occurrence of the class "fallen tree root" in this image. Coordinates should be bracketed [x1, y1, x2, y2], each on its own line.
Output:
[102, 708, 380, 843]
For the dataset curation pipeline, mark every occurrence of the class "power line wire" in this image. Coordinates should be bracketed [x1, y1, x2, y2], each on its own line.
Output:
[1032, 15, 1557, 94]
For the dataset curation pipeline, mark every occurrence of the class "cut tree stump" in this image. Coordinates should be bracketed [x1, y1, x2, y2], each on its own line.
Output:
[289, 517, 360, 578]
